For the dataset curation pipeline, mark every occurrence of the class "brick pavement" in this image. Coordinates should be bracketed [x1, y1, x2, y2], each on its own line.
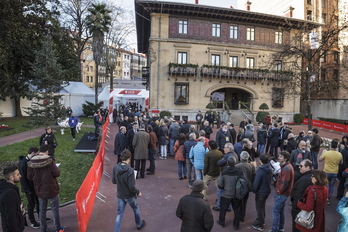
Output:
[1, 123, 343, 232]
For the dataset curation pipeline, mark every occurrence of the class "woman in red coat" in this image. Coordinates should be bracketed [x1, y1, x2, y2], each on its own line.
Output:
[296, 170, 328, 232]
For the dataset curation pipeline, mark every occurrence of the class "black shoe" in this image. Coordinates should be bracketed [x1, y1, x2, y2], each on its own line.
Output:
[252, 224, 264, 231]
[146, 172, 154, 175]
[233, 224, 239, 230]
[183, 176, 187, 179]
[146, 168, 150, 171]
[227, 209, 232, 212]
[217, 220, 225, 228]
[46, 218, 53, 223]
[179, 177, 184, 180]
[212, 206, 220, 211]
[137, 220, 145, 230]
[240, 218, 244, 222]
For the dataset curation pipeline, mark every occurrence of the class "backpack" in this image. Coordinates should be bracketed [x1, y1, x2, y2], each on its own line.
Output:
[235, 174, 248, 199]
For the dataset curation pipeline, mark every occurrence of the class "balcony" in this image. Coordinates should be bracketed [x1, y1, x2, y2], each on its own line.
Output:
[168, 63, 293, 83]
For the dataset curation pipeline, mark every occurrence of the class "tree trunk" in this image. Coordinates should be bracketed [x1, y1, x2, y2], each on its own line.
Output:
[95, 63, 99, 105]
[306, 75, 312, 130]
[14, 96, 22, 117]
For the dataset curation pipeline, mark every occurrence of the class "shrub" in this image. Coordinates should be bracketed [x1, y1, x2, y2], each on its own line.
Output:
[206, 102, 215, 109]
[160, 110, 172, 119]
[259, 103, 269, 111]
[294, 113, 305, 124]
[256, 111, 269, 123]
[318, 117, 348, 124]
[82, 101, 103, 117]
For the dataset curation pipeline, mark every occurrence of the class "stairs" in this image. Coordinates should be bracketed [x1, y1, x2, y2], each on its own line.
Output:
[221, 110, 252, 126]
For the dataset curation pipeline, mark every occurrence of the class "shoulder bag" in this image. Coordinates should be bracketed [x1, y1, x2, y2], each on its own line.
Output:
[295, 188, 316, 229]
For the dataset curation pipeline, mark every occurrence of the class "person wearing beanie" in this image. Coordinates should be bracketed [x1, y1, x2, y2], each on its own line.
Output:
[176, 180, 214, 232]
[236, 151, 255, 223]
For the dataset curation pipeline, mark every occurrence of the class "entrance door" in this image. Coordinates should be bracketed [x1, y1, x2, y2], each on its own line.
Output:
[231, 93, 238, 110]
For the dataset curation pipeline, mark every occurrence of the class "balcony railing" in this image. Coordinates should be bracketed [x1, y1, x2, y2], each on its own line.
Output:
[168, 63, 293, 82]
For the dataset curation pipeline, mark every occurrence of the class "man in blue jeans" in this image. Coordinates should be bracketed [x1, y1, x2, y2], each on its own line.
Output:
[112, 149, 145, 232]
[319, 139, 342, 205]
[269, 151, 294, 232]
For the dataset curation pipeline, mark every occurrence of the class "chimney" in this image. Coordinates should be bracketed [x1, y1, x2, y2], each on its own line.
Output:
[246, 1, 252, 11]
[289, 6, 295, 17]
[229, 6, 234, 9]
[195, 0, 198, 4]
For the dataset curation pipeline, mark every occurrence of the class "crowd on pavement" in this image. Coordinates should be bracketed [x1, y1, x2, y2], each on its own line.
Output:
[2, 105, 348, 232]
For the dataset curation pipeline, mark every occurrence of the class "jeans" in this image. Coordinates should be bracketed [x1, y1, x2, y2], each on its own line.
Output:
[186, 159, 196, 181]
[195, 169, 203, 180]
[25, 192, 39, 224]
[216, 188, 232, 210]
[271, 194, 288, 232]
[160, 145, 167, 158]
[255, 194, 268, 227]
[258, 144, 265, 155]
[169, 139, 177, 156]
[148, 149, 156, 173]
[326, 173, 337, 200]
[114, 196, 142, 232]
[39, 195, 60, 230]
[311, 151, 319, 169]
[177, 161, 187, 178]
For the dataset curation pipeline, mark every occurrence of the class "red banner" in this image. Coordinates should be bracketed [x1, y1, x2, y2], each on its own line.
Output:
[303, 118, 308, 125]
[322, 121, 333, 130]
[302, 119, 346, 133]
[332, 123, 346, 133]
[76, 118, 109, 232]
[312, 119, 322, 127]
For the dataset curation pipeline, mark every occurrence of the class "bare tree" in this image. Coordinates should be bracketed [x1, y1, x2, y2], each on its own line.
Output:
[271, 12, 348, 129]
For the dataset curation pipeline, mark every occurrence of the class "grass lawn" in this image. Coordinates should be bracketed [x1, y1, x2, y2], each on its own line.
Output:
[0, 126, 96, 205]
[0, 116, 94, 138]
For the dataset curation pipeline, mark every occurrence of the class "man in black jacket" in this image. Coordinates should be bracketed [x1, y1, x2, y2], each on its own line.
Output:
[114, 126, 126, 163]
[290, 159, 313, 232]
[268, 123, 280, 159]
[112, 150, 145, 232]
[18, 147, 40, 229]
[176, 180, 214, 232]
[0, 165, 25, 232]
[125, 123, 138, 168]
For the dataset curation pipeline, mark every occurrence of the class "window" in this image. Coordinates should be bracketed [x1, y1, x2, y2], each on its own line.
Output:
[323, 50, 327, 62]
[246, 57, 255, 69]
[211, 55, 220, 66]
[321, 68, 326, 81]
[177, 52, 187, 64]
[322, 0, 326, 7]
[247, 27, 255, 41]
[275, 31, 283, 44]
[90, 66, 93, 72]
[307, 0, 312, 5]
[322, 13, 326, 23]
[212, 23, 221, 37]
[230, 25, 238, 39]
[175, 82, 189, 104]
[274, 60, 282, 71]
[86, 66, 89, 71]
[307, 10, 312, 20]
[178, 20, 188, 34]
[229, 56, 238, 67]
[272, 88, 284, 108]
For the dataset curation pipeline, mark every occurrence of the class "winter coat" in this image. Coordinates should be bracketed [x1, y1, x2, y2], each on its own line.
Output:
[183, 139, 197, 159]
[126, 129, 137, 150]
[310, 134, 322, 152]
[275, 161, 294, 196]
[114, 131, 126, 156]
[234, 142, 243, 156]
[217, 151, 239, 171]
[180, 122, 191, 135]
[112, 163, 139, 199]
[229, 128, 237, 145]
[290, 171, 312, 207]
[337, 196, 348, 232]
[236, 161, 256, 190]
[252, 164, 271, 196]
[189, 142, 209, 170]
[176, 191, 214, 232]
[27, 155, 60, 199]
[243, 129, 255, 141]
[39, 132, 56, 157]
[268, 127, 280, 147]
[68, 116, 78, 128]
[158, 125, 169, 145]
[174, 141, 185, 161]
[257, 129, 268, 145]
[216, 129, 232, 150]
[148, 131, 158, 149]
[296, 185, 328, 232]
[18, 155, 35, 193]
[285, 137, 297, 154]
[0, 179, 25, 232]
[133, 130, 150, 160]
[218, 166, 246, 199]
[290, 149, 311, 168]
[202, 125, 213, 139]
[203, 149, 223, 177]
[168, 123, 180, 140]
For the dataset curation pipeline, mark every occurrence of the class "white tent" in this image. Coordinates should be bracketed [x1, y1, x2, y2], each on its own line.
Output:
[0, 82, 95, 117]
[99, 88, 149, 110]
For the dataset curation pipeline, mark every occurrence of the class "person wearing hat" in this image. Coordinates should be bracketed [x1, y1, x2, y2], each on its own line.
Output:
[236, 151, 255, 223]
[176, 180, 214, 232]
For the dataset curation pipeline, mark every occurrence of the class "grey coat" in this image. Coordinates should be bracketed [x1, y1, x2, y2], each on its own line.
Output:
[133, 130, 150, 160]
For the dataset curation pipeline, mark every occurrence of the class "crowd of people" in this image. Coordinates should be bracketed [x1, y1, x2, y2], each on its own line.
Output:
[111, 109, 348, 232]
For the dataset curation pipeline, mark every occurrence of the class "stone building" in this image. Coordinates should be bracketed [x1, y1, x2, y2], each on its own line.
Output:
[135, 0, 320, 122]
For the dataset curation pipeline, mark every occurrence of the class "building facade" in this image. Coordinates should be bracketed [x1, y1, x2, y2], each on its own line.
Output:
[135, 0, 320, 122]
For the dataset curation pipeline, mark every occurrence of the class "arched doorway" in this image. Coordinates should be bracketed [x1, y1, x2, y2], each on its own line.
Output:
[211, 88, 252, 110]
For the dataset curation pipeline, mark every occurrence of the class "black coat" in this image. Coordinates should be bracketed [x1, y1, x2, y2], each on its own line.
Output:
[114, 132, 126, 156]
[285, 137, 297, 154]
[268, 128, 280, 146]
[39, 132, 55, 157]
[180, 122, 191, 135]
[18, 156, 35, 193]
[176, 191, 214, 232]
[257, 129, 268, 145]
[0, 179, 25, 232]
[216, 129, 232, 150]
[229, 128, 237, 145]
[126, 129, 136, 150]
[202, 125, 213, 139]
[290, 171, 312, 208]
